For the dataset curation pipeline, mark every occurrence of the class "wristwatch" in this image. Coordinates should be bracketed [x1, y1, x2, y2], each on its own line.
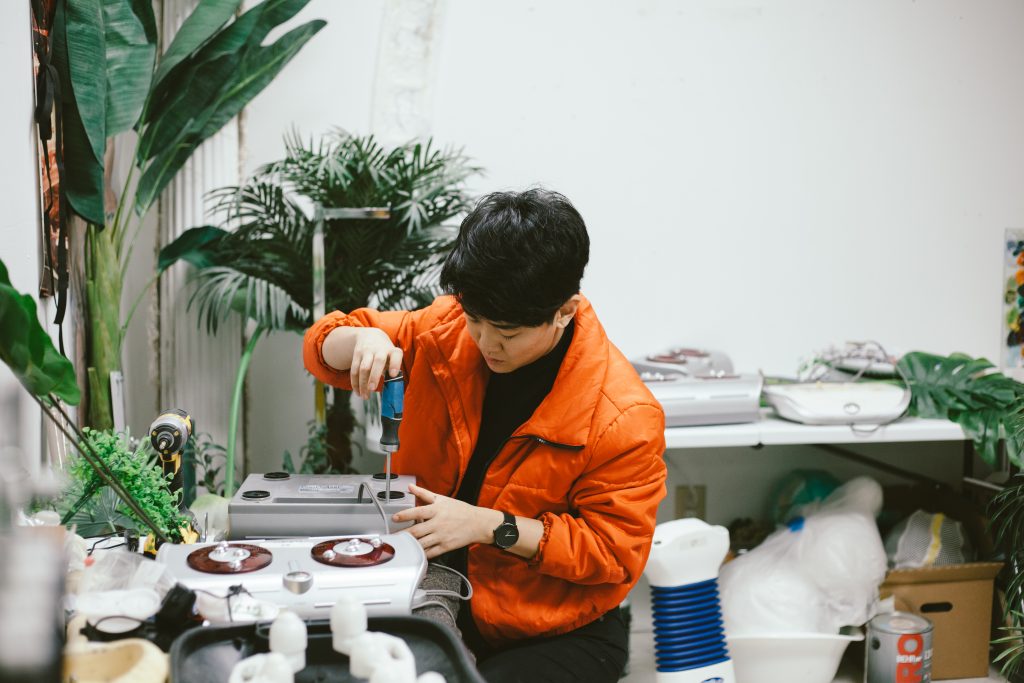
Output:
[492, 512, 519, 549]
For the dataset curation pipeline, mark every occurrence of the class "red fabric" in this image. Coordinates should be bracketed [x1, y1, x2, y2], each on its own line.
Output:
[303, 295, 667, 645]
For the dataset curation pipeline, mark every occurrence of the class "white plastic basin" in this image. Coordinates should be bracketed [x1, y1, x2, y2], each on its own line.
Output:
[727, 629, 863, 683]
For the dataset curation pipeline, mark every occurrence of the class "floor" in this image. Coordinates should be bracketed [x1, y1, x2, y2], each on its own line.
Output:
[622, 577, 1005, 683]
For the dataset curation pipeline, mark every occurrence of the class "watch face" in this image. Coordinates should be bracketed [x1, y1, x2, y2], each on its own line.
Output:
[495, 524, 519, 549]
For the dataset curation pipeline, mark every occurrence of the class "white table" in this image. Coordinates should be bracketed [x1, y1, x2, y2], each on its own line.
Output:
[665, 409, 966, 450]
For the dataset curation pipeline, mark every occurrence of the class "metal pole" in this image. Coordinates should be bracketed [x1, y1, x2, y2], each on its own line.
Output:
[313, 204, 327, 428]
[311, 205, 390, 430]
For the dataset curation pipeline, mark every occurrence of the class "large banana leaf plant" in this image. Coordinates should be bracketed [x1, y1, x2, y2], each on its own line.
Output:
[52, 0, 325, 429]
[160, 131, 479, 492]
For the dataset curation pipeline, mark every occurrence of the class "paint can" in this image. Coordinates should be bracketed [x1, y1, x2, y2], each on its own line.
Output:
[866, 612, 933, 683]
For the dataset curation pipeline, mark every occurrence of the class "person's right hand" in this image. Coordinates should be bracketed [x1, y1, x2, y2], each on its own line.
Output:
[350, 328, 403, 399]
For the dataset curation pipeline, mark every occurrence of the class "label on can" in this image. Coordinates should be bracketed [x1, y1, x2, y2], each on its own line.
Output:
[867, 613, 933, 683]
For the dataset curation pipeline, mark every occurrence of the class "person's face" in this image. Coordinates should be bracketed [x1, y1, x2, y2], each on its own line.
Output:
[464, 298, 579, 373]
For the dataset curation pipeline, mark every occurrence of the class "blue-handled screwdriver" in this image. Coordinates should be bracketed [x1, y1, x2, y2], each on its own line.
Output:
[379, 373, 404, 501]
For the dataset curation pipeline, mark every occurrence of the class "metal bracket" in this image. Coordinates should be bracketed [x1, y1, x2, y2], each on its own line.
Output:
[311, 204, 391, 427]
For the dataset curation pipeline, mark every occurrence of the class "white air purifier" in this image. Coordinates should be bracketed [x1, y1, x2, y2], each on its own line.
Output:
[644, 518, 735, 683]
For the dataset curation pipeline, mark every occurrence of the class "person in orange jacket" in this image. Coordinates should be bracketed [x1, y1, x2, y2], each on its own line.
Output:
[303, 188, 667, 682]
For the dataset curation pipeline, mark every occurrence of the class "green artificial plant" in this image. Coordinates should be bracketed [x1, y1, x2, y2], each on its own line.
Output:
[160, 130, 479, 489]
[50, 428, 187, 540]
[897, 351, 1024, 467]
[53, 0, 325, 429]
[0, 257, 172, 543]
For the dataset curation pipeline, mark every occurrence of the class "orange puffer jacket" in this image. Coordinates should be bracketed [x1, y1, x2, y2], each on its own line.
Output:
[303, 295, 667, 645]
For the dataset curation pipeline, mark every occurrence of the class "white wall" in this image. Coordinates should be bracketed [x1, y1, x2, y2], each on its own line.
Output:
[0, 1, 45, 477]
[241, 1, 1022, 519]
[428, 0, 1024, 372]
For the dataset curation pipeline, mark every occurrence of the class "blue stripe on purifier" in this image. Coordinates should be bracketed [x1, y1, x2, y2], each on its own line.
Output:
[651, 578, 731, 673]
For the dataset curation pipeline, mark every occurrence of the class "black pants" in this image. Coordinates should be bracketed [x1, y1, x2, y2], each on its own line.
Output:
[473, 609, 629, 683]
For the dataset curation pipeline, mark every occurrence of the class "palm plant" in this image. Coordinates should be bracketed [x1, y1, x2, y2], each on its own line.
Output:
[991, 477, 1024, 680]
[160, 130, 480, 492]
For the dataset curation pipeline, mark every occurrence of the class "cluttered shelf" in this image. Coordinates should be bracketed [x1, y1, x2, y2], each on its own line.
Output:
[623, 576, 1007, 683]
[664, 410, 967, 450]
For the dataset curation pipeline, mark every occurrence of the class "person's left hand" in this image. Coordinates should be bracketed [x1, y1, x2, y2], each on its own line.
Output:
[393, 484, 502, 559]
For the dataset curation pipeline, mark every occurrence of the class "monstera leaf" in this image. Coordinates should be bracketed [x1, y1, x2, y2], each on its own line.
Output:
[0, 259, 80, 404]
[898, 351, 1024, 466]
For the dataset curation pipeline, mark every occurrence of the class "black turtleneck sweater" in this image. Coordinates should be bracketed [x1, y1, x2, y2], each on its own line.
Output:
[454, 319, 575, 506]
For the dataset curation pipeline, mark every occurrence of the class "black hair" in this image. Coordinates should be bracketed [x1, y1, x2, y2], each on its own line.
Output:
[439, 188, 590, 327]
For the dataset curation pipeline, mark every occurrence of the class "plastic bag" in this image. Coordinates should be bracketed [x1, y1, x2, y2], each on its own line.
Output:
[884, 509, 973, 568]
[77, 549, 174, 596]
[792, 475, 884, 520]
[720, 477, 887, 635]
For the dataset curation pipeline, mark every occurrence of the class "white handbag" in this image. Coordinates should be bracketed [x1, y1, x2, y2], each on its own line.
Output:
[762, 381, 910, 426]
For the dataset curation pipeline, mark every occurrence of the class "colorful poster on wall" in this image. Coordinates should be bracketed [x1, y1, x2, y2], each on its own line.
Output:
[1003, 229, 1024, 371]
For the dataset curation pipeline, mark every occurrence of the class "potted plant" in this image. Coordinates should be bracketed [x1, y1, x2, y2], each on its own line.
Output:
[160, 130, 480, 490]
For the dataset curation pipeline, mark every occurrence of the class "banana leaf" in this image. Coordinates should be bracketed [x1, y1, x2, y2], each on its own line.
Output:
[135, 10, 325, 211]
[65, 0, 107, 164]
[139, 0, 317, 161]
[0, 259, 80, 404]
[137, 53, 238, 166]
[201, 20, 325, 140]
[151, 0, 240, 88]
[52, 0, 104, 224]
[57, 0, 156, 223]
[147, 0, 302, 119]
[102, 0, 157, 135]
[59, 0, 322, 222]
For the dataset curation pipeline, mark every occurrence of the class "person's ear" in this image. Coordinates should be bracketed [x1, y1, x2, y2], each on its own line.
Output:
[555, 295, 581, 329]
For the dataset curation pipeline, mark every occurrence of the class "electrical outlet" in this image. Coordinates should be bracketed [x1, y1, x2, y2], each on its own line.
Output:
[675, 484, 706, 520]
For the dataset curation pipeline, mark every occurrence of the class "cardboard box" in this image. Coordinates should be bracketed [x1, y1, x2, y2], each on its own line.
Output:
[880, 562, 1002, 680]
